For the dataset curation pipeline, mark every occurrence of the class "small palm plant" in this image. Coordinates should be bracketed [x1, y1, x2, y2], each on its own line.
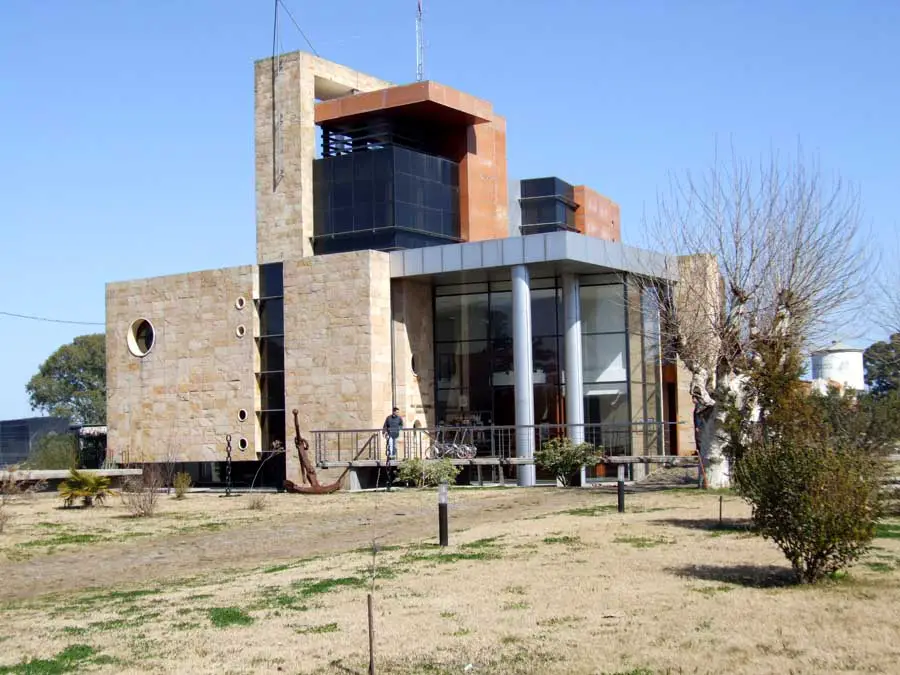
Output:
[58, 468, 113, 508]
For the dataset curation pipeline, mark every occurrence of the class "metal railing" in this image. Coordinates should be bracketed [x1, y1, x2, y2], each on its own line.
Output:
[312, 422, 674, 466]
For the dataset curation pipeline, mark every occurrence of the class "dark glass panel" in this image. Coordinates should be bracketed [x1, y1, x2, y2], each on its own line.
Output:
[531, 288, 560, 337]
[434, 294, 489, 342]
[258, 336, 285, 372]
[259, 263, 283, 298]
[435, 341, 490, 393]
[489, 291, 513, 340]
[532, 336, 560, 385]
[259, 372, 285, 411]
[258, 299, 284, 336]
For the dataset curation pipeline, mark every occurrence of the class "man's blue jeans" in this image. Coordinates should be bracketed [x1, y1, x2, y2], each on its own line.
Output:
[386, 435, 397, 460]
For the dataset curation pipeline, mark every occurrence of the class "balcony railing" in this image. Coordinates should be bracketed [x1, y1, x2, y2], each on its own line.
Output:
[311, 422, 673, 466]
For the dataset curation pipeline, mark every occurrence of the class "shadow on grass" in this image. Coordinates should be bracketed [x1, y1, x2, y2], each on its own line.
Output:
[653, 517, 753, 533]
[670, 563, 796, 588]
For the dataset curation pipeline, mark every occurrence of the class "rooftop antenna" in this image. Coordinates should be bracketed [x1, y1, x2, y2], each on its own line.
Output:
[416, 0, 425, 81]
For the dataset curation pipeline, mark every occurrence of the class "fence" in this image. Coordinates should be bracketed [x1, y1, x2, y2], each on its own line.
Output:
[312, 422, 674, 466]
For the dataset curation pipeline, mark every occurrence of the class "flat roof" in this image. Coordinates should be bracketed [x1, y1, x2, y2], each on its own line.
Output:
[389, 231, 677, 283]
[315, 81, 494, 127]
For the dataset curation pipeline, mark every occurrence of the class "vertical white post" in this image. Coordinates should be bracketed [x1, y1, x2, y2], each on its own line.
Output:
[563, 273, 586, 485]
[512, 265, 535, 487]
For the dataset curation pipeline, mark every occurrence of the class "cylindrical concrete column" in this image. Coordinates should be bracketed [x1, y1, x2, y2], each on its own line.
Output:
[563, 274, 586, 486]
[512, 265, 535, 487]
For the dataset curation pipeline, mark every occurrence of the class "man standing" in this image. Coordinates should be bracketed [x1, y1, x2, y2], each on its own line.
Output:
[382, 406, 403, 460]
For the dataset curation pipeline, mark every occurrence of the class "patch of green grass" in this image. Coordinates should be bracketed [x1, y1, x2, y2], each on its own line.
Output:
[295, 622, 339, 635]
[543, 535, 582, 546]
[97, 589, 162, 603]
[208, 607, 254, 628]
[294, 576, 366, 597]
[561, 504, 617, 517]
[36, 522, 64, 529]
[864, 562, 896, 573]
[178, 521, 226, 533]
[0, 644, 98, 674]
[613, 535, 673, 549]
[500, 635, 522, 645]
[503, 585, 526, 595]
[172, 621, 201, 630]
[461, 537, 502, 549]
[434, 550, 500, 563]
[501, 601, 529, 611]
[439, 611, 456, 619]
[449, 628, 471, 637]
[17, 533, 107, 548]
[876, 522, 900, 539]
[536, 615, 584, 627]
[692, 585, 733, 596]
[262, 563, 294, 574]
[185, 593, 214, 601]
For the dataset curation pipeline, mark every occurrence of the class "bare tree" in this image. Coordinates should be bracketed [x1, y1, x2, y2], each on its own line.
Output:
[643, 144, 868, 487]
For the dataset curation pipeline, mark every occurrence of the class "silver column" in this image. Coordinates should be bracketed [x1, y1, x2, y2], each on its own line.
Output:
[563, 273, 586, 485]
[511, 264, 535, 487]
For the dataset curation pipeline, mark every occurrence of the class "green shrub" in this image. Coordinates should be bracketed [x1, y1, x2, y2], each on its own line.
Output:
[25, 433, 79, 470]
[734, 439, 881, 584]
[58, 468, 113, 508]
[535, 437, 600, 487]
[396, 458, 460, 487]
[173, 472, 192, 499]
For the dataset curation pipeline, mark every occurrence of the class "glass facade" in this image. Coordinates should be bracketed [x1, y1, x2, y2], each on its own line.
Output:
[519, 177, 578, 235]
[312, 145, 460, 255]
[433, 274, 663, 477]
[255, 262, 286, 489]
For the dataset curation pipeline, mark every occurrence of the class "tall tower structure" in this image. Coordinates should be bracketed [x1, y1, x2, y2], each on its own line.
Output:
[416, 1, 425, 82]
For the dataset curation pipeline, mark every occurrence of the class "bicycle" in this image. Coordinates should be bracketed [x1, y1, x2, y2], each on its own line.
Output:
[423, 428, 477, 460]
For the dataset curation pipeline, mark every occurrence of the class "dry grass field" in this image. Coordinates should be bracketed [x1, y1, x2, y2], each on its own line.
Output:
[1, 483, 899, 674]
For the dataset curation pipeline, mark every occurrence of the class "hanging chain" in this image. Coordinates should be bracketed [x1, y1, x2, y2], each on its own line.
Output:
[225, 434, 233, 497]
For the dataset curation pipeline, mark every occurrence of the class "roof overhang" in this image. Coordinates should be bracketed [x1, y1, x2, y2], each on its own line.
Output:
[315, 81, 493, 127]
[389, 231, 678, 283]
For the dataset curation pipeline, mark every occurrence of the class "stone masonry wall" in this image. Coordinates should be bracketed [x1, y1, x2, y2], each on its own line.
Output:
[282, 250, 392, 483]
[391, 280, 435, 428]
[255, 52, 391, 264]
[106, 266, 258, 464]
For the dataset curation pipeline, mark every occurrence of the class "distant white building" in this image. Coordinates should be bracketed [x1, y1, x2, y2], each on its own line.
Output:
[810, 341, 865, 394]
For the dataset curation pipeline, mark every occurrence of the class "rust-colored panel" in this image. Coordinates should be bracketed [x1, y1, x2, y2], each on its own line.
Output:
[573, 185, 621, 242]
[461, 114, 509, 242]
[315, 81, 493, 126]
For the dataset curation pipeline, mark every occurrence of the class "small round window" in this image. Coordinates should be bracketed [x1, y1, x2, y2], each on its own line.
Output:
[238, 409, 248, 423]
[127, 319, 155, 357]
[238, 438, 249, 451]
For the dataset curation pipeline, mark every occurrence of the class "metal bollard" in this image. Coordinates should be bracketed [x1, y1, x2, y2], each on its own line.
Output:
[617, 464, 625, 513]
[438, 481, 449, 547]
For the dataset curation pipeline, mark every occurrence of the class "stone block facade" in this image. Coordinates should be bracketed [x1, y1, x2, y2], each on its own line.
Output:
[391, 279, 435, 428]
[106, 266, 258, 464]
[282, 250, 393, 479]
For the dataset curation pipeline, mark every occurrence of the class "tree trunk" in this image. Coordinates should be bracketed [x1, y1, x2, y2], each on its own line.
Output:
[699, 411, 731, 489]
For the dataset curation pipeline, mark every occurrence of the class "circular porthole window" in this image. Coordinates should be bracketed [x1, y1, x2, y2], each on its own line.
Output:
[235, 325, 246, 338]
[235, 296, 246, 310]
[411, 354, 418, 376]
[238, 438, 249, 452]
[127, 319, 155, 357]
[238, 409, 248, 423]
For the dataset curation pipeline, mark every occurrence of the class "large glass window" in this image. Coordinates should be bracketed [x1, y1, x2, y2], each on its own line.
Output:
[582, 334, 627, 382]
[581, 284, 625, 333]
[435, 295, 489, 342]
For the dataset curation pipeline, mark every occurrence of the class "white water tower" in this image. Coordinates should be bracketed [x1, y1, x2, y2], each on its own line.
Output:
[810, 341, 865, 393]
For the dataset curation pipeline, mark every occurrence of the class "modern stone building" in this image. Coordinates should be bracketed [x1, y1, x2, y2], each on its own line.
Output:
[106, 51, 696, 489]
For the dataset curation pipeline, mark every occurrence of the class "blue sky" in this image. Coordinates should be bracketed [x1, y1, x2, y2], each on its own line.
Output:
[1, 0, 897, 419]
